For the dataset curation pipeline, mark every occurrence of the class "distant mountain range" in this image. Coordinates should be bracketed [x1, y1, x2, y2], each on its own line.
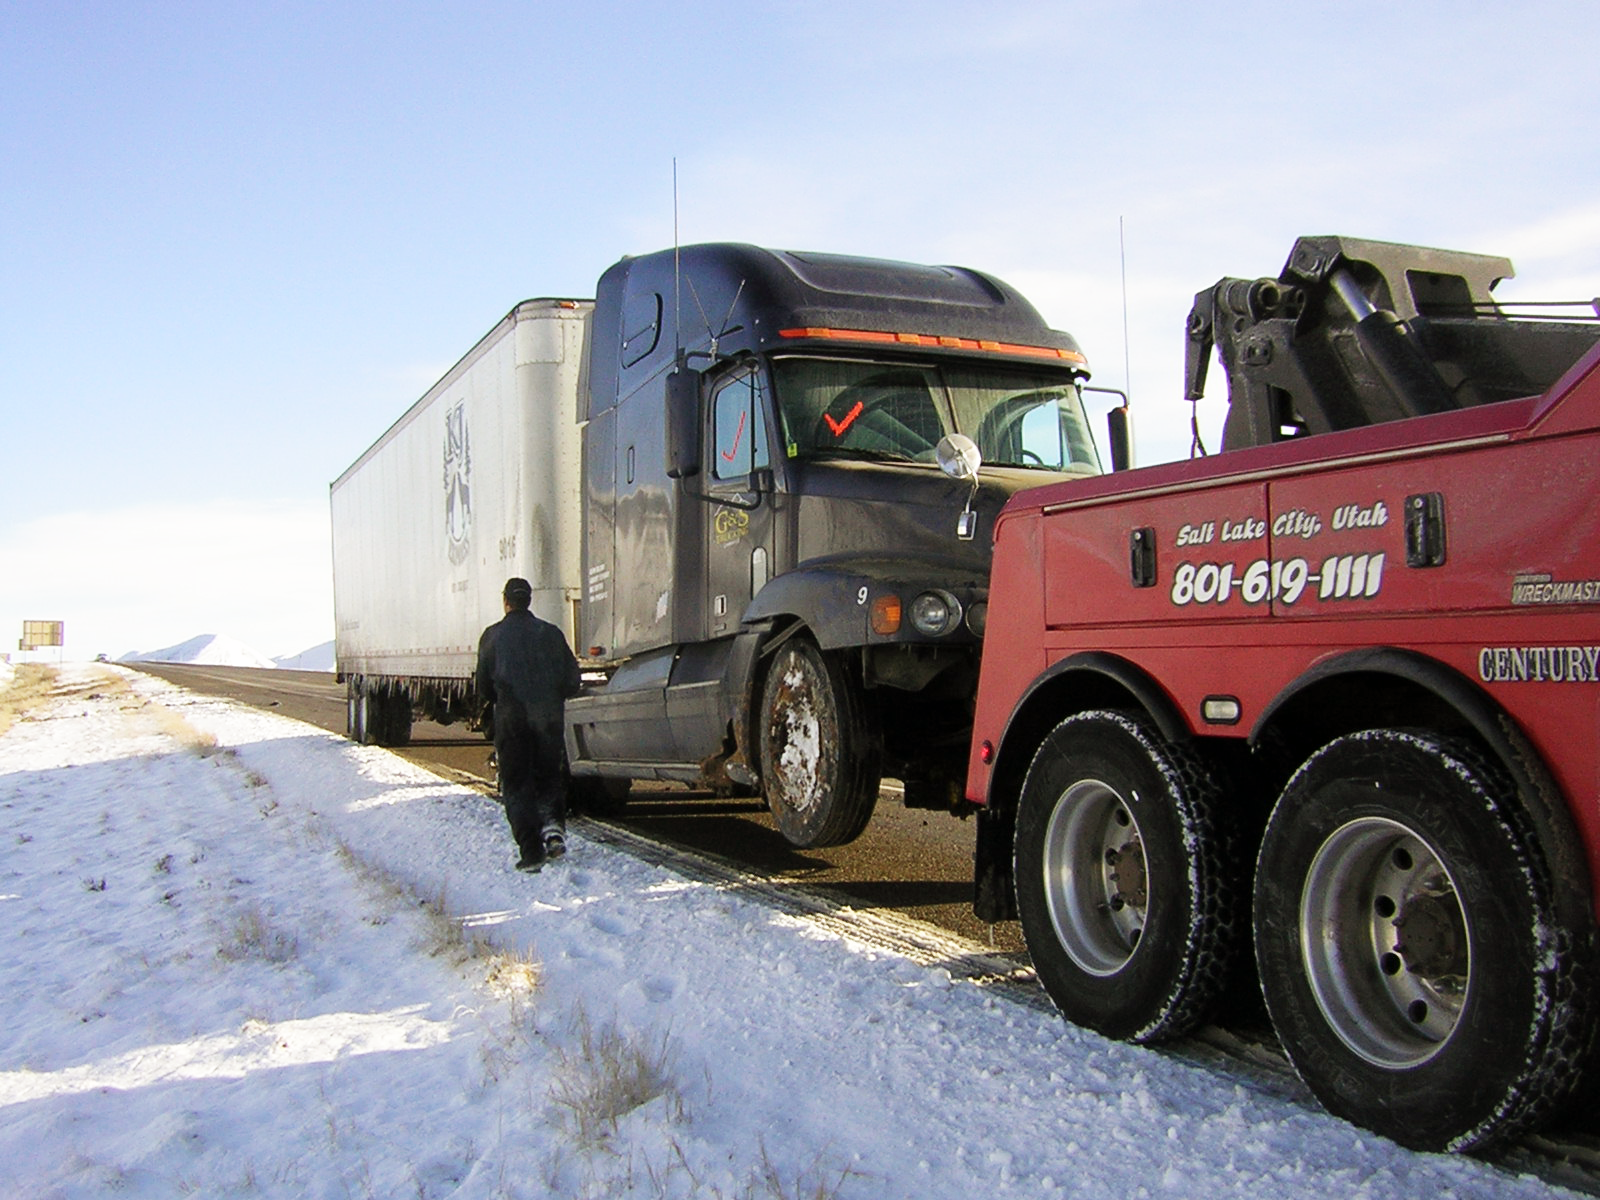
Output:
[120, 635, 334, 671]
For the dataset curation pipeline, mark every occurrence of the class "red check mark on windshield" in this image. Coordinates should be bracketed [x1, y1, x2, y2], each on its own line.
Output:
[824, 401, 864, 438]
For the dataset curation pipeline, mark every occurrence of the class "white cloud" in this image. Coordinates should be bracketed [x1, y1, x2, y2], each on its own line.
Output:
[0, 500, 332, 661]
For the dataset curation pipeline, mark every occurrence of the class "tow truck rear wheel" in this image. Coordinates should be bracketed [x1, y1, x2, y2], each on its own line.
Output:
[1253, 730, 1589, 1152]
[758, 637, 880, 848]
[1013, 710, 1237, 1042]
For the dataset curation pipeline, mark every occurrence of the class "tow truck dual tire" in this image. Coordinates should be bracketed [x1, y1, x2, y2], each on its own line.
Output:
[758, 638, 880, 848]
[1253, 730, 1590, 1152]
[1013, 710, 1238, 1042]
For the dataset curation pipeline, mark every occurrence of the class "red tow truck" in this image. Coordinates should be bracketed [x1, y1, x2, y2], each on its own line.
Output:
[965, 236, 1600, 1151]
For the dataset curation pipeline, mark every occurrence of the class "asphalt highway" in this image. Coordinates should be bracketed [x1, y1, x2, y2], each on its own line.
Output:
[125, 662, 1028, 957]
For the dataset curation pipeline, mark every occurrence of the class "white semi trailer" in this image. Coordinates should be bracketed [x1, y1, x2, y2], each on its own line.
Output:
[330, 298, 590, 743]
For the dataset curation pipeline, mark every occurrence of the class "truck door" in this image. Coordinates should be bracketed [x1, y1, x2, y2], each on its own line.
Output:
[704, 363, 777, 639]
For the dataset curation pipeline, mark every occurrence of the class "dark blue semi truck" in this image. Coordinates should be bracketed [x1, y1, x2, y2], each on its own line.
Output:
[334, 243, 1103, 848]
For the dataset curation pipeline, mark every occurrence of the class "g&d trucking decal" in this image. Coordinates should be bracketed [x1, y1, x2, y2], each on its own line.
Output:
[1168, 499, 1389, 609]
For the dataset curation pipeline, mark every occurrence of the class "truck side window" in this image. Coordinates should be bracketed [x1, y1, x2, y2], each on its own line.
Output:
[621, 292, 662, 368]
[712, 368, 769, 481]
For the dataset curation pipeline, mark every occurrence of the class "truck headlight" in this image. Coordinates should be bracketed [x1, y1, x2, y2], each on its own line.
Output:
[909, 590, 962, 637]
[965, 600, 987, 638]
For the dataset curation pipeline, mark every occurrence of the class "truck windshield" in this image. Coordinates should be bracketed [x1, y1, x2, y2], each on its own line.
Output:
[770, 356, 1100, 473]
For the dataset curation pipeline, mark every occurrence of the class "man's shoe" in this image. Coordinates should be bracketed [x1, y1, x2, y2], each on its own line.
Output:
[515, 850, 545, 873]
[543, 831, 567, 860]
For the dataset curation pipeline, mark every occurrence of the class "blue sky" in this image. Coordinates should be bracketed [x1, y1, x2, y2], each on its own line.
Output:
[4, 0, 1598, 658]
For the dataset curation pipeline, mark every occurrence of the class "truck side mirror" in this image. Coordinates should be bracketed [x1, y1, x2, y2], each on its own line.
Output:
[665, 360, 702, 479]
[1082, 385, 1133, 472]
[1107, 404, 1133, 472]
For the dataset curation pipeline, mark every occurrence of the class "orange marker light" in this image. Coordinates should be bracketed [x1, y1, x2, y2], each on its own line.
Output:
[779, 327, 1087, 366]
[870, 594, 902, 635]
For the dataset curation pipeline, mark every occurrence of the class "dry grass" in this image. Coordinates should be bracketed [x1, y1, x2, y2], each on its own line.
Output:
[483, 947, 542, 997]
[217, 903, 300, 965]
[143, 704, 221, 756]
[549, 1007, 684, 1151]
[0, 663, 140, 734]
[0, 664, 62, 736]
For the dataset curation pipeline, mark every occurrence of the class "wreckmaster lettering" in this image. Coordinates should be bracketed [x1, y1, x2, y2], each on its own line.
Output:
[1171, 553, 1386, 607]
[1512, 574, 1600, 606]
[1479, 646, 1600, 684]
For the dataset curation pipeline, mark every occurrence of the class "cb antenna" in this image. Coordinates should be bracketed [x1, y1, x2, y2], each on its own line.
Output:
[1119, 215, 1133, 403]
[673, 158, 682, 360]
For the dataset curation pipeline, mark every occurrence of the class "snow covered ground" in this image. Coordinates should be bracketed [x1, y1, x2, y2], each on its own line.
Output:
[0, 662, 1586, 1199]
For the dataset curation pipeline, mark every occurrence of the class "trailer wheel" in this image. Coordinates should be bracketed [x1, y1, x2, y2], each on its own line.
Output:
[347, 682, 373, 745]
[347, 683, 411, 747]
[1253, 730, 1590, 1151]
[758, 638, 880, 848]
[380, 691, 413, 747]
[1014, 711, 1237, 1042]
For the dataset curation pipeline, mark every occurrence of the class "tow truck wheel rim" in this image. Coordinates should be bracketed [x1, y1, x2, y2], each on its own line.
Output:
[1299, 815, 1470, 1069]
[1041, 777, 1148, 977]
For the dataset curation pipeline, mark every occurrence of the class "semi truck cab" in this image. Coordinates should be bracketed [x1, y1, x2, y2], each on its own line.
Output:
[568, 243, 1099, 846]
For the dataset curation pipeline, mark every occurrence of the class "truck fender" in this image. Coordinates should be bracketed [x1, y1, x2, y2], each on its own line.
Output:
[743, 560, 913, 651]
[1254, 646, 1594, 932]
[998, 651, 1191, 781]
[972, 652, 1189, 925]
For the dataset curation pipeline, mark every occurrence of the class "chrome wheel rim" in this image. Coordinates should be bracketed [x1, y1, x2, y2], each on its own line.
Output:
[1299, 817, 1470, 1067]
[1041, 779, 1148, 976]
[766, 651, 827, 816]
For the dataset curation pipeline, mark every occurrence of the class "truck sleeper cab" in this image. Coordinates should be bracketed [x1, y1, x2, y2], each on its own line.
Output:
[567, 243, 1099, 846]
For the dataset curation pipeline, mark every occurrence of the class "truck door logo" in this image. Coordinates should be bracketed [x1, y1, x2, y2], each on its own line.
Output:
[713, 507, 750, 545]
[444, 401, 472, 565]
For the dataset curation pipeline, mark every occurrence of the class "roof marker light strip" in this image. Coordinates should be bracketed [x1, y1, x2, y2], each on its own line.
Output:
[778, 327, 1087, 365]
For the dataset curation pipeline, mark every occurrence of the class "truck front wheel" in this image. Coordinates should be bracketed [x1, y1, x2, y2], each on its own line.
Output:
[758, 638, 881, 848]
[1014, 710, 1236, 1042]
[1253, 730, 1590, 1151]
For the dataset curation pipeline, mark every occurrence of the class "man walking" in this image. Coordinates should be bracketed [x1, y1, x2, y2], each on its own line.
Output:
[476, 577, 581, 872]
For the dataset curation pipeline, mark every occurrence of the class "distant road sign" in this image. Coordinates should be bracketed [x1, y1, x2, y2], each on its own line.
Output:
[20, 620, 64, 651]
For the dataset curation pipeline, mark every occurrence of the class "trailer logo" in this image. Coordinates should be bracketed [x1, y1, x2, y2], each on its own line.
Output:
[444, 402, 472, 565]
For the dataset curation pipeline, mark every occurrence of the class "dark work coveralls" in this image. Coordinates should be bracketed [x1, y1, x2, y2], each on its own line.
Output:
[476, 608, 581, 860]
